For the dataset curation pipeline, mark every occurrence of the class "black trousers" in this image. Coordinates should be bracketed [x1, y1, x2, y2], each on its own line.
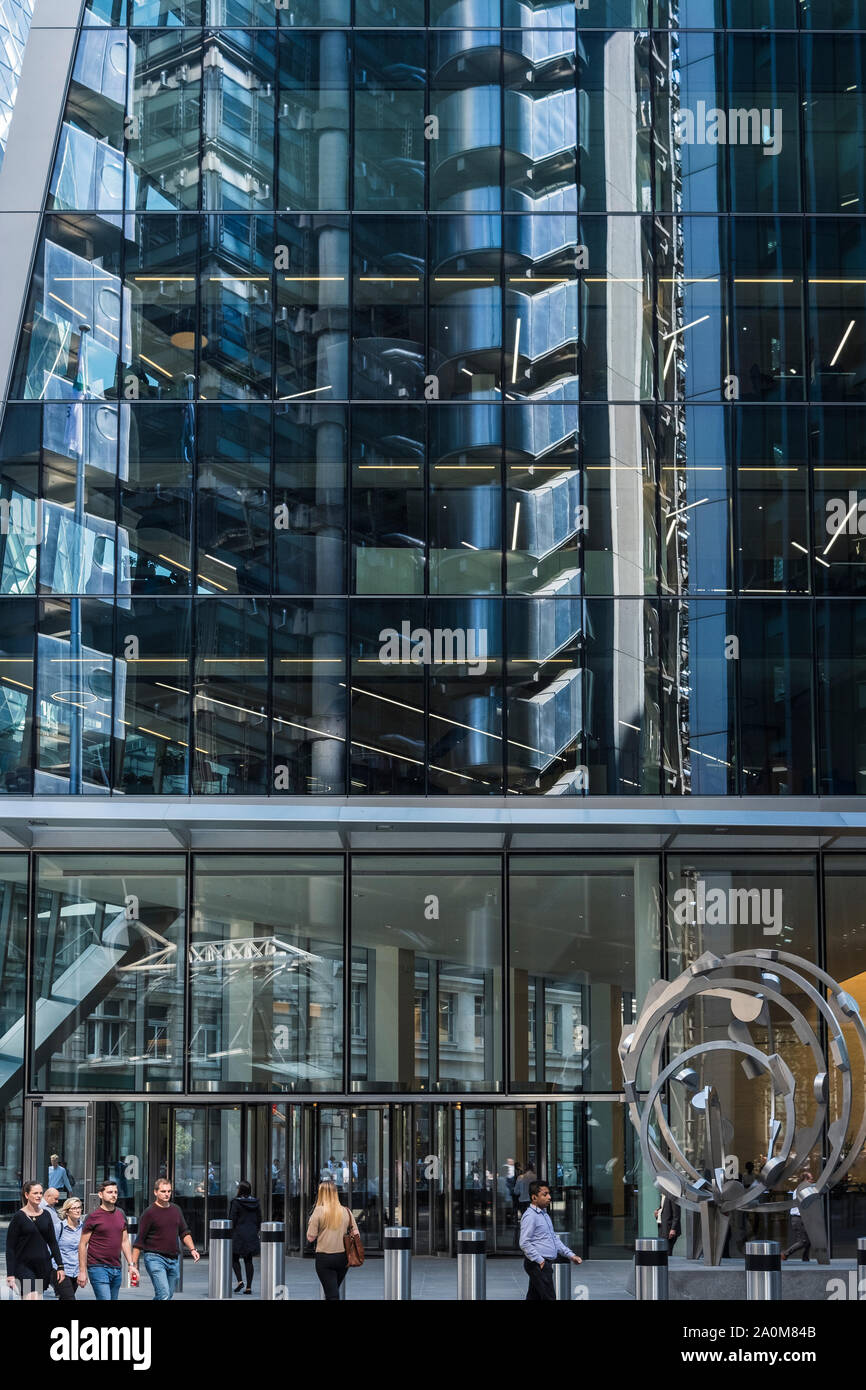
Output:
[232, 1255, 254, 1287]
[783, 1217, 811, 1261]
[13, 1267, 75, 1300]
[316, 1251, 349, 1301]
[524, 1257, 556, 1301]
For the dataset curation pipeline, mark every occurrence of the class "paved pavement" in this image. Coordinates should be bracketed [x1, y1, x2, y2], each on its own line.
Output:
[1, 1255, 633, 1302]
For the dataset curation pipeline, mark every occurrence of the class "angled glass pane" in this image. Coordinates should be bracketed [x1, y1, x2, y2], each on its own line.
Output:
[273, 403, 347, 595]
[113, 597, 190, 792]
[118, 402, 193, 594]
[36, 597, 115, 794]
[193, 596, 269, 793]
[272, 598, 346, 795]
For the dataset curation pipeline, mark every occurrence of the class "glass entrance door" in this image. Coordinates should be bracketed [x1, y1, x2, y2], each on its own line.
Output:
[28, 1100, 93, 1209]
[457, 1105, 539, 1254]
[313, 1105, 389, 1252]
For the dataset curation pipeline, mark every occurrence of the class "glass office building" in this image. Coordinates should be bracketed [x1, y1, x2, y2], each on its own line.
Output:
[0, 0, 34, 167]
[0, 0, 864, 1258]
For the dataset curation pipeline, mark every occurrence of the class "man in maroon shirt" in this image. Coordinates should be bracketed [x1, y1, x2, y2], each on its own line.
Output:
[78, 1179, 138, 1300]
[132, 1178, 200, 1301]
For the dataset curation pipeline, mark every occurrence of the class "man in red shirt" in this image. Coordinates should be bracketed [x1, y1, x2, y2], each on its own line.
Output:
[132, 1178, 200, 1300]
[78, 1179, 138, 1300]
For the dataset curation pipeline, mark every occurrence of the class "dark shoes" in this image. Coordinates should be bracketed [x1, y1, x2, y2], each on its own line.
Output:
[234, 1282, 244, 1293]
[244, 1287, 253, 1295]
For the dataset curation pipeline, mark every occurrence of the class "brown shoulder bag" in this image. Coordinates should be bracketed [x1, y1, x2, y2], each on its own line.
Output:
[344, 1215, 365, 1267]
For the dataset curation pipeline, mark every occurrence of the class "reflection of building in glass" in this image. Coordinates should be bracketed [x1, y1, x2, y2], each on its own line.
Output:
[0, 0, 33, 168]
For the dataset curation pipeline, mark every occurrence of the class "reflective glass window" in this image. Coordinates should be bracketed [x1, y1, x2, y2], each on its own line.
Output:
[738, 597, 814, 794]
[275, 214, 349, 403]
[129, 27, 203, 212]
[49, 26, 129, 213]
[0, 601, 35, 794]
[39, 404, 117, 598]
[811, 407, 866, 596]
[278, 32, 349, 213]
[32, 854, 186, 1093]
[823, 858, 866, 1254]
[0, 859, 27, 1156]
[201, 30, 275, 212]
[583, 404, 656, 596]
[0, 405, 41, 598]
[125, 215, 200, 399]
[729, 217, 804, 402]
[352, 217, 426, 400]
[816, 602, 866, 796]
[193, 597, 269, 793]
[807, 220, 866, 404]
[430, 405, 502, 595]
[427, 596, 502, 794]
[349, 597, 425, 794]
[655, 32, 726, 217]
[430, 30, 500, 214]
[430, 216, 501, 402]
[505, 596, 583, 795]
[726, 36, 799, 215]
[735, 406, 808, 593]
[352, 405, 425, 594]
[506, 400, 580, 597]
[657, 217, 726, 405]
[119, 402, 193, 594]
[582, 217, 654, 402]
[584, 597, 660, 793]
[350, 855, 502, 1093]
[274, 404, 347, 595]
[197, 404, 271, 594]
[580, 32, 651, 217]
[661, 596, 737, 794]
[510, 855, 659, 1091]
[199, 214, 273, 399]
[272, 598, 346, 795]
[113, 598, 190, 793]
[354, 32, 426, 214]
[190, 854, 343, 1093]
[36, 598, 114, 795]
[658, 405, 732, 595]
[803, 35, 866, 215]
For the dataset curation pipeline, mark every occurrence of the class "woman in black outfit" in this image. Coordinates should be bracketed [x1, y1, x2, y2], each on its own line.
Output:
[229, 1179, 262, 1294]
[5, 1181, 73, 1301]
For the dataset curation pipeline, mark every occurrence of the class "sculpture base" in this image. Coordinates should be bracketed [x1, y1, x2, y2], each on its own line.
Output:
[625, 1257, 860, 1302]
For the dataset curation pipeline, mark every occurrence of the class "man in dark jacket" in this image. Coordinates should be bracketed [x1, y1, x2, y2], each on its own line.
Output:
[657, 1194, 681, 1254]
[229, 1180, 262, 1294]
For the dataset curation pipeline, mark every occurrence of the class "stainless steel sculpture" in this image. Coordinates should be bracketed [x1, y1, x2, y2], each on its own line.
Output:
[620, 949, 866, 1266]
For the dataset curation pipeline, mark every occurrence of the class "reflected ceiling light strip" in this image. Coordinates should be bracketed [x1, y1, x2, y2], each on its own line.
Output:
[155, 682, 190, 695]
[198, 575, 228, 591]
[461, 541, 478, 550]
[815, 554, 831, 569]
[733, 278, 794, 284]
[584, 277, 644, 283]
[357, 464, 419, 470]
[203, 553, 237, 570]
[511, 501, 521, 550]
[658, 277, 719, 284]
[662, 340, 677, 380]
[358, 276, 420, 282]
[662, 314, 710, 340]
[511, 318, 522, 384]
[661, 465, 723, 471]
[134, 276, 195, 282]
[507, 277, 573, 283]
[830, 319, 856, 367]
[209, 276, 270, 282]
[434, 464, 495, 470]
[139, 726, 172, 741]
[2, 676, 32, 689]
[158, 554, 191, 572]
[435, 276, 495, 283]
[200, 658, 265, 663]
[810, 278, 866, 284]
[738, 466, 800, 472]
[278, 658, 342, 664]
[619, 720, 641, 732]
[823, 499, 858, 555]
[283, 276, 345, 281]
[279, 385, 333, 401]
[841, 198, 860, 207]
[196, 694, 262, 718]
[139, 353, 173, 380]
[687, 745, 731, 768]
[791, 541, 809, 554]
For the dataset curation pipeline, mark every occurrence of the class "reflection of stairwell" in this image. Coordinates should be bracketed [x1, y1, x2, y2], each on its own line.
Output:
[0, 908, 178, 1107]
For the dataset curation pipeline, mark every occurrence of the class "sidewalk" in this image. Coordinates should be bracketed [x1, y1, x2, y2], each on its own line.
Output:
[1, 1256, 633, 1302]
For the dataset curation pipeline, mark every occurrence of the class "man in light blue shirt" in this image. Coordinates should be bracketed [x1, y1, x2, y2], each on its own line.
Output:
[519, 1180, 582, 1301]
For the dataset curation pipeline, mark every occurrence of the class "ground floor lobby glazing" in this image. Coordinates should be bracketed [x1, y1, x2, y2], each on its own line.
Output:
[1, 848, 865, 1255]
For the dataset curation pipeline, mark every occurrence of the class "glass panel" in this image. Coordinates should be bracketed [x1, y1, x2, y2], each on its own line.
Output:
[581, 216, 654, 402]
[0, 859, 28, 1170]
[273, 404, 347, 595]
[129, 27, 202, 213]
[430, 30, 498, 214]
[580, 32, 651, 217]
[661, 597, 738, 795]
[49, 27, 129, 213]
[0, 599, 35, 794]
[823, 859, 866, 1257]
[584, 597, 660, 793]
[803, 35, 866, 215]
[493, 1106, 536, 1254]
[583, 404, 656, 596]
[586, 1100, 638, 1258]
[35, 1106, 88, 1206]
[655, 32, 726, 217]
[39, 403, 118, 598]
[190, 854, 344, 1092]
[113, 598, 191, 794]
[124, 214, 200, 399]
[807, 219, 866, 404]
[352, 217, 426, 400]
[32, 854, 186, 1093]
[509, 855, 659, 1091]
[427, 596, 502, 794]
[193, 597, 269, 793]
[658, 405, 732, 596]
[729, 217, 804, 402]
[275, 214, 349, 403]
[199, 215, 273, 400]
[430, 216, 501, 402]
[119, 402, 194, 595]
[726, 36, 800, 215]
[546, 1101, 584, 1257]
[278, 32, 349, 213]
[201, 30, 275, 212]
[350, 855, 502, 1093]
[735, 405, 809, 594]
[93, 1101, 150, 1217]
[505, 399, 580, 597]
[816, 601, 866, 796]
[196, 404, 271, 594]
[0, 405, 41, 598]
[271, 598, 346, 796]
[738, 597, 814, 794]
[36, 597, 114, 795]
[351, 405, 425, 594]
[173, 1106, 207, 1247]
[657, 217, 726, 405]
[505, 596, 583, 795]
[349, 598, 426, 794]
[811, 407, 866, 596]
[354, 33, 426, 214]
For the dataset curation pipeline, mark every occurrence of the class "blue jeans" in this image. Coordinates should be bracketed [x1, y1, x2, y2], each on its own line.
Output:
[141, 1252, 180, 1301]
[89, 1266, 122, 1300]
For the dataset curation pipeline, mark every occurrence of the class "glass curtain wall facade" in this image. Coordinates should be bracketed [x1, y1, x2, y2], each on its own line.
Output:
[1, 0, 866, 1261]
[0, 0, 33, 167]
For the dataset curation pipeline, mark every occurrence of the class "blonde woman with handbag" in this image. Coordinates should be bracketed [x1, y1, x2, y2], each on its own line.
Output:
[306, 1179, 363, 1300]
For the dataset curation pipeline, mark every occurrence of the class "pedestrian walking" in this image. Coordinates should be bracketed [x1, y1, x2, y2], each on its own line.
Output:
[782, 1171, 813, 1262]
[655, 1194, 681, 1255]
[306, 1179, 361, 1301]
[39, 1186, 63, 1240]
[519, 1180, 582, 1301]
[56, 1198, 84, 1298]
[47, 1154, 73, 1199]
[132, 1178, 200, 1301]
[229, 1180, 262, 1294]
[4, 1181, 74, 1301]
[78, 1178, 139, 1300]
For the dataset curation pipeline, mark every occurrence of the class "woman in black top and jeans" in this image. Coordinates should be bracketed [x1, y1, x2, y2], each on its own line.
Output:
[5, 1181, 73, 1301]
